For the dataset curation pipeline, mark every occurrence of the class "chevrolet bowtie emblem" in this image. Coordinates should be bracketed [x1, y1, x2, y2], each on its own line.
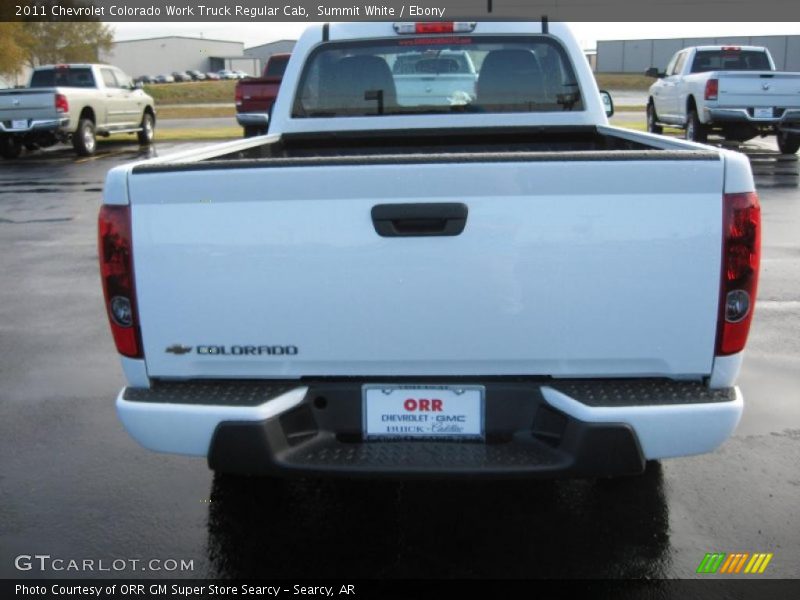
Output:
[166, 344, 193, 355]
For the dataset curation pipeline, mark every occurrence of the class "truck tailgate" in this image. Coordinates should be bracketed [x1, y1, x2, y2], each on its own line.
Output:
[128, 156, 725, 380]
[237, 80, 280, 112]
[0, 90, 57, 124]
[718, 71, 800, 108]
[395, 74, 478, 106]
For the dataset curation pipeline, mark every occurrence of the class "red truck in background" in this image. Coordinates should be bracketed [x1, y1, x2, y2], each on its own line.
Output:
[235, 53, 290, 137]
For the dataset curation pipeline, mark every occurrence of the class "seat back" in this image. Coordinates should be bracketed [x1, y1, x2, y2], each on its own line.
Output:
[477, 49, 546, 109]
[324, 55, 397, 113]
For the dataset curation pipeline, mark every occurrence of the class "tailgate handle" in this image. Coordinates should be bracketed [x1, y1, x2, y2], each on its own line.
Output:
[371, 203, 468, 237]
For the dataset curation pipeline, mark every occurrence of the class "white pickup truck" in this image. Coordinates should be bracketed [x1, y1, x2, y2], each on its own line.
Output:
[392, 49, 478, 106]
[100, 21, 761, 479]
[0, 64, 156, 158]
[646, 46, 800, 152]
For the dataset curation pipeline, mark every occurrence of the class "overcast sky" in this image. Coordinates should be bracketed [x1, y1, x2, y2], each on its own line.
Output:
[109, 21, 800, 50]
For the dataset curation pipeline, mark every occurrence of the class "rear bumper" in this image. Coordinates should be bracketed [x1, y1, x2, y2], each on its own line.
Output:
[236, 112, 270, 128]
[116, 379, 742, 478]
[704, 107, 800, 130]
[0, 117, 69, 134]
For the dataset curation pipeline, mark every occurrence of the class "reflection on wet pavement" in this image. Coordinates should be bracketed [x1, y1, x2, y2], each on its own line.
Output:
[207, 463, 669, 579]
[746, 150, 799, 188]
[0, 139, 797, 582]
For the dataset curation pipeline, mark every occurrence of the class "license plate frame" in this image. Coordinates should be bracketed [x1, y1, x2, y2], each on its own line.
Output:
[754, 107, 773, 119]
[362, 384, 485, 441]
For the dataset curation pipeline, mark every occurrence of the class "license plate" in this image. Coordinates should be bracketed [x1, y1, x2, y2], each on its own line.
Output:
[754, 107, 773, 119]
[363, 384, 484, 440]
[11, 119, 28, 130]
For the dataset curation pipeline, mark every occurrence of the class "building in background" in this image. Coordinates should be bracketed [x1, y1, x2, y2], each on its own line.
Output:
[584, 50, 597, 72]
[244, 40, 297, 72]
[100, 36, 249, 77]
[597, 34, 800, 73]
[208, 56, 260, 76]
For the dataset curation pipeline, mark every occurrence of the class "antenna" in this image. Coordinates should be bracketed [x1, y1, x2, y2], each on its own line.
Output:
[541, 16, 549, 35]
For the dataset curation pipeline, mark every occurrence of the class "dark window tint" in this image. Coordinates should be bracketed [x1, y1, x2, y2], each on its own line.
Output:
[294, 36, 582, 117]
[30, 68, 96, 88]
[691, 50, 772, 73]
[265, 55, 289, 77]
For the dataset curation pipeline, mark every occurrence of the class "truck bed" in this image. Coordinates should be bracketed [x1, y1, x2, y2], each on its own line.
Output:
[713, 71, 800, 109]
[0, 88, 59, 125]
[134, 127, 716, 173]
[125, 126, 725, 381]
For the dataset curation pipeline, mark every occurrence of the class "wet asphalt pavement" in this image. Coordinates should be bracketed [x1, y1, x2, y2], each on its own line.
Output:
[0, 136, 798, 582]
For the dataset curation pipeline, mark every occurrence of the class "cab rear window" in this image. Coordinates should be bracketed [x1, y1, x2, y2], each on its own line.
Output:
[265, 56, 290, 77]
[30, 68, 96, 88]
[293, 36, 583, 117]
[691, 50, 772, 73]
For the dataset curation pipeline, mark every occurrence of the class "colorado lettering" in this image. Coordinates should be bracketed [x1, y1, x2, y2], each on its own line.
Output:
[196, 345, 298, 356]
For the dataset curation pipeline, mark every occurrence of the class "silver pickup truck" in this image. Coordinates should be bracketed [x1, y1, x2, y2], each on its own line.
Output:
[646, 46, 800, 152]
[392, 50, 478, 106]
[0, 64, 156, 158]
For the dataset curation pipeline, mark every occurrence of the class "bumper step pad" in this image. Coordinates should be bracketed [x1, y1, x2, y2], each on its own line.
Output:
[208, 415, 645, 479]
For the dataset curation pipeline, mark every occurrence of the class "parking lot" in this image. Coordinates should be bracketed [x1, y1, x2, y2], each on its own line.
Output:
[0, 136, 798, 580]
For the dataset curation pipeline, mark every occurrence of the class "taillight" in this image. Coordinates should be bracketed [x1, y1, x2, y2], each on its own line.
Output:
[98, 205, 142, 358]
[705, 79, 718, 101]
[55, 93, 69, 113]
[717, 192, 761, 356]
[234, 85, 242, 107]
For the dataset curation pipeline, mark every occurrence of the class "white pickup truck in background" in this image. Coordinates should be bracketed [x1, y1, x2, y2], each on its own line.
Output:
[100, 21, 761, 479]
[0, 64, 156, 158]
[392, 49, 478, 106]
[646, 45, 800, 152]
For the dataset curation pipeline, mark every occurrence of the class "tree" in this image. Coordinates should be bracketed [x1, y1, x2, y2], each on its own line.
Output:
[0, 1, 114, 77]
[23, 22, 114, 67]
[0, 23, 29, 78]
